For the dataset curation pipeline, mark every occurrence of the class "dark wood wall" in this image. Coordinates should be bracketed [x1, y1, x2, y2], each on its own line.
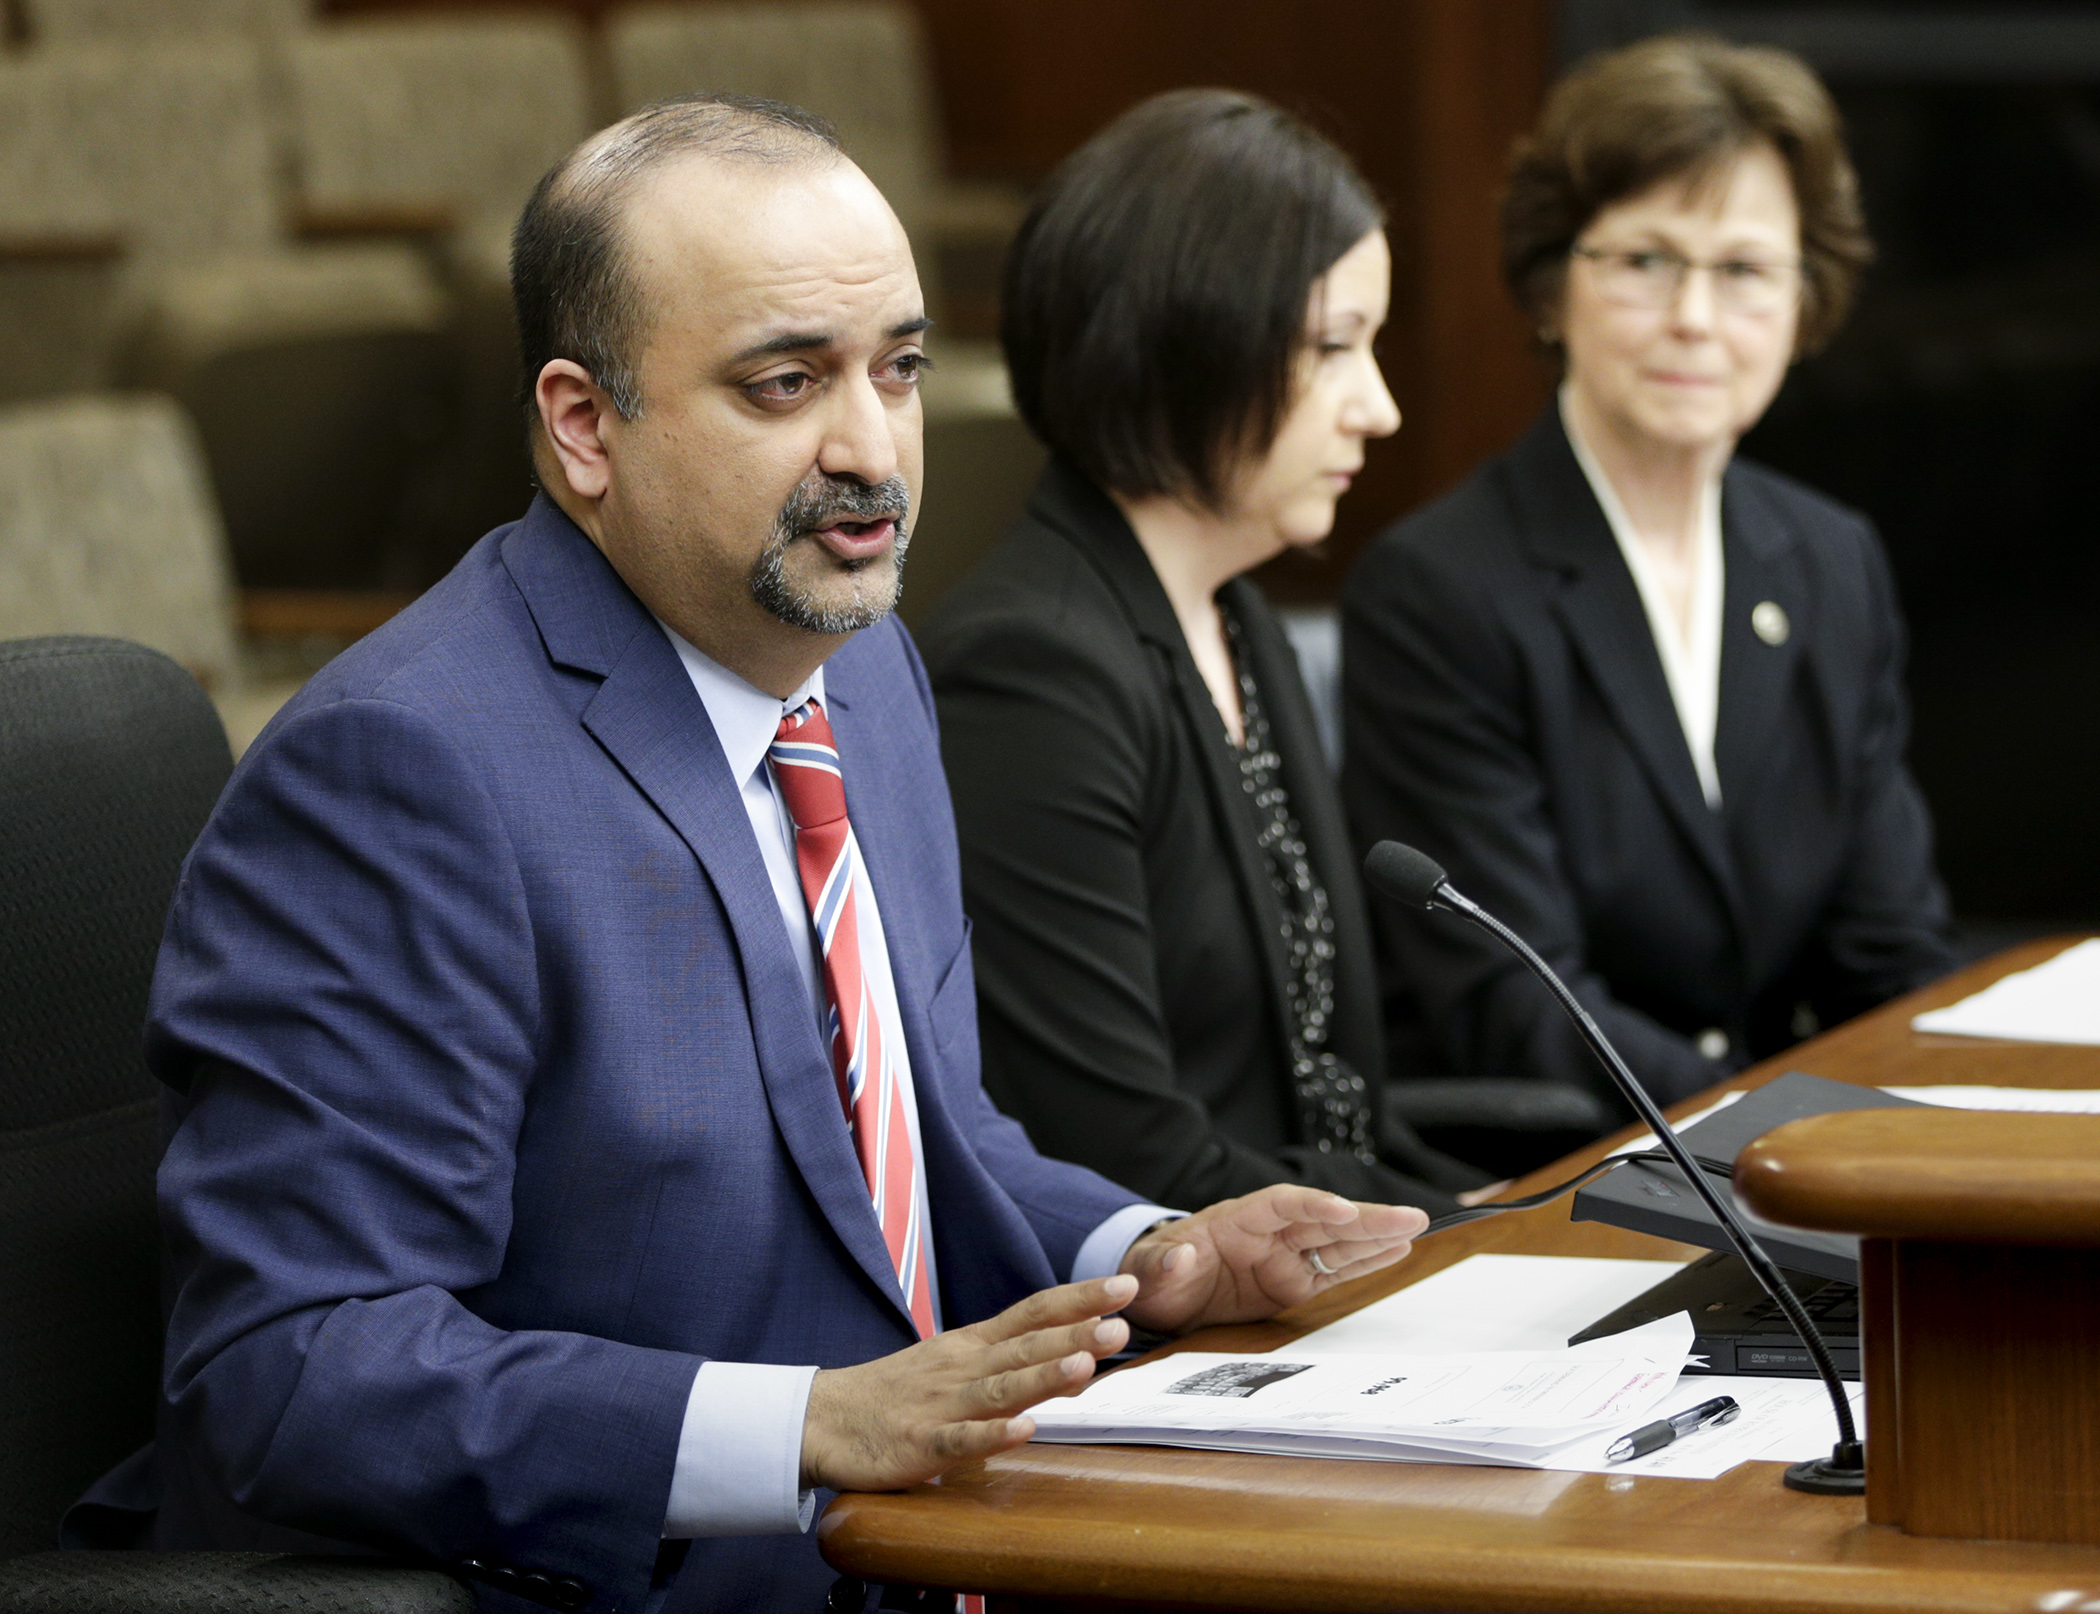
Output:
[329, 0, 1557, 591]
[910, 0, 1558, 592]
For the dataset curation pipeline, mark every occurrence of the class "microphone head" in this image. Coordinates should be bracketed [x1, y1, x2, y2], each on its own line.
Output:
[1363, 841, 1449, 910]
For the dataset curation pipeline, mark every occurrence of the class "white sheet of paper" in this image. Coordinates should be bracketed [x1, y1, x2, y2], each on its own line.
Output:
[1911, 938, 2100, 1045]
[1882, 1084, 2100, 1112]
[1291, 1253, 1688, 1356]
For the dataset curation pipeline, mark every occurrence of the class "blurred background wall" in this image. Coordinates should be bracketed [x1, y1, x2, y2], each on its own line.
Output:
[5, 0, 2092, 940]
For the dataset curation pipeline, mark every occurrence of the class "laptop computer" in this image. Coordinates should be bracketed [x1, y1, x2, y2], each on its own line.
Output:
[1567, 1249, 1861, 1377]
[1567, 1070, 1927, 1284]
[1560, 1069, 1931, 1377]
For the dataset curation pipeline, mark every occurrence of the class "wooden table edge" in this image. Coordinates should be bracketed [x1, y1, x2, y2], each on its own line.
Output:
[820, 935, 2100, 1610]
[820, 1480, 2100, 1613]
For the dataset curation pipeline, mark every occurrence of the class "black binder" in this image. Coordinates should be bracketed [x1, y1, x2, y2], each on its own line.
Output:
[1568, 1070, 1928, 1283]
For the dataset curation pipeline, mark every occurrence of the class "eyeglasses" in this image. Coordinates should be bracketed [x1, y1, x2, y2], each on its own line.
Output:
[1570, 245, 1802, 316]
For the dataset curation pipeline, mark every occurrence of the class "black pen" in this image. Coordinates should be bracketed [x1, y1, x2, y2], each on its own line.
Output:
[1605, 1395, 1741, 1463]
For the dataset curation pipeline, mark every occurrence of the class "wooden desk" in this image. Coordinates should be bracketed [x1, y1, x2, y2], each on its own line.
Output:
[821, 938, 2100, 1612]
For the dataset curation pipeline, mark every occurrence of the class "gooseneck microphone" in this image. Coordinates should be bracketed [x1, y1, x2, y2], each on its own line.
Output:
[1363, 840, 1864, 1496]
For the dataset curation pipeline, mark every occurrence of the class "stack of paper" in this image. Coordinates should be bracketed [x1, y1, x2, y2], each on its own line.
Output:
[1911, 939, 2100, 1044]
[1031, 1256, 1870, 1481]
[1028, 1314, 1691, 1468]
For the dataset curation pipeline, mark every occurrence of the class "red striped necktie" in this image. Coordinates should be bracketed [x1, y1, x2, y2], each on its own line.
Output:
[769, 698, 936, 1340]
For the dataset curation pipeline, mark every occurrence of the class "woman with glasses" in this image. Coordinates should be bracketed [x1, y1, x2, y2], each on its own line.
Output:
[1341, 34, 1952, 1116]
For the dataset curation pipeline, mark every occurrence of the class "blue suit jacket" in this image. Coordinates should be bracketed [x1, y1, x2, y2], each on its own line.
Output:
[140, 497, 1141, 1612]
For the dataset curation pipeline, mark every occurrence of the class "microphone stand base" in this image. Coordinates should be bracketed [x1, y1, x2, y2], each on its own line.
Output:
[1784, 1450, 1867, 1495]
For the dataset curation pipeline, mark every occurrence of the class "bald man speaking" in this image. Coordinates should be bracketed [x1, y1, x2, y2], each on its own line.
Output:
[120, 97, 1426, 1613]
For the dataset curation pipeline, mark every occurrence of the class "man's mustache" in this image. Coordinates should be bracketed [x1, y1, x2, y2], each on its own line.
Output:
[777, 473, 911, 538]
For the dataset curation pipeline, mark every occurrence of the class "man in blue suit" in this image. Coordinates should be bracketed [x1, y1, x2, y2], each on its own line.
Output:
[135, 95, 1428, 1612]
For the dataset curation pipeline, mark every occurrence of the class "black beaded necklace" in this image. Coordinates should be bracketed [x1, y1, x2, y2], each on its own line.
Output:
[1219, 605, 1377, 1164]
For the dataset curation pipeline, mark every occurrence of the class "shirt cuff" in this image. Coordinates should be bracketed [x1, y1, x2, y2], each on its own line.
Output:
[1070, 1202, 1183, 1284]
[663, 1361, 820, 1538]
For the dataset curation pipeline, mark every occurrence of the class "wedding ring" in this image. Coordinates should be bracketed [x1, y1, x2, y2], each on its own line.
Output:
[1306, 1249, 1338, 1278]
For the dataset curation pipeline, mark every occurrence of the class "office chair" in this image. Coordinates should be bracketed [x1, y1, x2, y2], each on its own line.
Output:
[1386, 1078, 1619, 1181]
[0, 397, 243, 695]
[280, 11, 593, 562]
[0, 636, 469, 1614]
[0, 39, 458, 592]
[20, 0, 312, 45]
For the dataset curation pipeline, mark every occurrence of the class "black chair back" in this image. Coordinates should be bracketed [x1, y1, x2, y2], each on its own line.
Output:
[0, 637, 232, 1556]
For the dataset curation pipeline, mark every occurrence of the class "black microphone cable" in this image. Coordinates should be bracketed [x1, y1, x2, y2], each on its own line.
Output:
[1420, 1149, 1737, 1236]
[1364, 840, 1865, 1496]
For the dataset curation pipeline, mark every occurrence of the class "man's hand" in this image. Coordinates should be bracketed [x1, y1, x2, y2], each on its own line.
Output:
[800, 1273, 1137, 1493]
[1118, 1184, 1429, 1334]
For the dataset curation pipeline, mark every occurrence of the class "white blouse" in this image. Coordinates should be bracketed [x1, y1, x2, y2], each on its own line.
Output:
[1562, 392, 1727, 809]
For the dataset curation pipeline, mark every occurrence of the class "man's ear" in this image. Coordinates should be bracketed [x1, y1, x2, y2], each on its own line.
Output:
[535, 360, 617, 502]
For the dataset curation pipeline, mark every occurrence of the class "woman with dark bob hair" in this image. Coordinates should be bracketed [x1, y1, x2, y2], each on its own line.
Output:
[1342, 35, 1953, 1116]
[919, 90, 1492, 1214]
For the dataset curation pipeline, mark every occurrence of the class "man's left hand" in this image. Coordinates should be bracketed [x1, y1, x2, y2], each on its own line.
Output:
[1117, 1185, 1429, 1334]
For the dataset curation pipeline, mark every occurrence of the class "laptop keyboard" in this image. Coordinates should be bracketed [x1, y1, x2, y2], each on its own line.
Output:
[1739, 1281, 1860, 1332]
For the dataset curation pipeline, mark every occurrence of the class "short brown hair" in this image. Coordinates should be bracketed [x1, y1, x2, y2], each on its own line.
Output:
[1002, 89, 1382, 511]
[1502, 33, 1872, 356]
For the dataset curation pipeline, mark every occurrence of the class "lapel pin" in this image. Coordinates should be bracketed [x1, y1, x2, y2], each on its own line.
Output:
[1751, 601, 1790, 647]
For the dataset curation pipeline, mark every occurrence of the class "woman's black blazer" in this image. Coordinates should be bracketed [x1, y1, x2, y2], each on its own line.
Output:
[1340, 407, 1954, 1107]
[921, 461, 1479, 1211]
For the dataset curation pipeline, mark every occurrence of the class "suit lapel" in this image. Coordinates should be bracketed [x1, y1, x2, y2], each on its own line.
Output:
[1167, 659, 1300, 1009]
[1510, 414, 1740, 913]
[503, 498, 917, 1333]
[1714, 469, 1806, 812]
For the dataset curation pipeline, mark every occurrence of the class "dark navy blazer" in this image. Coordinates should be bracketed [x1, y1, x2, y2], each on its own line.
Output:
[139, 496, 1140, 1613]
[1342, 409, 1952, 1109]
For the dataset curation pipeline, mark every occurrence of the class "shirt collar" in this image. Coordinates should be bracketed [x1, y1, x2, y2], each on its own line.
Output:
[1559, 385, 1722, 561]
[657, 620, 825, 787]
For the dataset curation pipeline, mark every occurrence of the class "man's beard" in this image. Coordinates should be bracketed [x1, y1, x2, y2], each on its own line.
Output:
[748, 470, 912, 635]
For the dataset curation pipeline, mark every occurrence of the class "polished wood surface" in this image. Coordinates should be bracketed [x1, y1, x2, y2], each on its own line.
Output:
[1739, 1053, 2100, 1548]
[1858, 1236, 1903, 1533]
[823, 936, 2100, 1611]
[1877, 1240, 2100, 1546]
[1741, 1109, 2100, 1243]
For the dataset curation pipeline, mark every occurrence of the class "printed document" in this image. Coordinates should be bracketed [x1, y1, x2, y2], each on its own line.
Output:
[1911, 939, 2100, 1044]
[1882, 1084, 2100, 1112]
[1028, 1313, 1691, 1468]
[1033, 1255, 1871, 1480]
